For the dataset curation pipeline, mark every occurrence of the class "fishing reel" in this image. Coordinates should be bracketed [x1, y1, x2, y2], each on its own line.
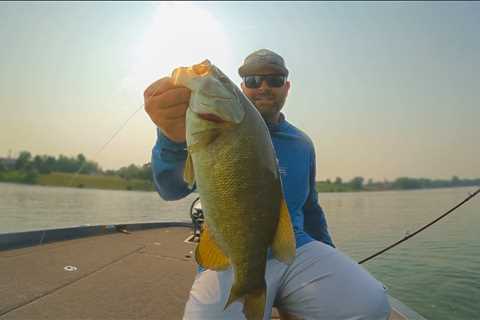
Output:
[189, 196, 204, 242]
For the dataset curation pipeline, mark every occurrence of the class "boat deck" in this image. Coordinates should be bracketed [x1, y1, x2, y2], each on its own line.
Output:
[0, 224, 416, 319]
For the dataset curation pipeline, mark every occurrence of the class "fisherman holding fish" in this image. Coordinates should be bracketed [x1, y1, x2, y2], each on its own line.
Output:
[144, 49, 391, 319]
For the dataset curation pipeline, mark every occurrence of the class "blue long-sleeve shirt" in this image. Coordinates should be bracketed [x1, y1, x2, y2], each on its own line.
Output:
[151, 114, 334, 248]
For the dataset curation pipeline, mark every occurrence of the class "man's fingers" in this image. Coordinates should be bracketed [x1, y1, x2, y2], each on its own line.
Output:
[148, 87, 191, 109]
[145, 95, 188, 119]
[159, 118, 186, 143]
[146, 102, 187, 127]
[156, 103, 188, 120]
[143, 76, 189, 143]
[144, 76, 184, 99]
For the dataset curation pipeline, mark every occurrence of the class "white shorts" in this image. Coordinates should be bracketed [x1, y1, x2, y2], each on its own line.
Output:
[183, 241, 391, 320]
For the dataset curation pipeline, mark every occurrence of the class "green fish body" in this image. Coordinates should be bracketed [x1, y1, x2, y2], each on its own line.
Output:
[172, 60, 295, 320]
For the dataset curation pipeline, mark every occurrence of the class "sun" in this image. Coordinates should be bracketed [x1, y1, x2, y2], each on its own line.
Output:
[125, 2, 235, 97]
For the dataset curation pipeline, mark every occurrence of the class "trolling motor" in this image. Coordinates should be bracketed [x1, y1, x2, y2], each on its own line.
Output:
[189, 196, 204, 242]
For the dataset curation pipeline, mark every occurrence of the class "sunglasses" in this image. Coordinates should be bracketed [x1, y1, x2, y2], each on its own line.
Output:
[243, 75, 286, 89]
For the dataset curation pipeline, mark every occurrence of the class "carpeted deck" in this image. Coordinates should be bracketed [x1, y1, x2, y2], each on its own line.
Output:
[0, 226, 409, 319]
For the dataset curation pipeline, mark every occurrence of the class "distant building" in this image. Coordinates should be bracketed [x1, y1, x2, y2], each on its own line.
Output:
[0, 157, 17, 170]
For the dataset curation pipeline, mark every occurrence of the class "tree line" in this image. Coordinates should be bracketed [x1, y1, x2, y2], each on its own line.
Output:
[0, 151, 153, 182]
[2, 151, 478, 191]
[317, 176, 480, 192]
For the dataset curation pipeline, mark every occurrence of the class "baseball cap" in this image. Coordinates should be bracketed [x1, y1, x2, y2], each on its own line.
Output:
[238, 49, 289, 77]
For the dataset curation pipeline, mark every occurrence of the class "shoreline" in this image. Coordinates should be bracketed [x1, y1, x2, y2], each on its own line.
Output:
[1, 175, 477, 194]
[0, 172, 155, 192]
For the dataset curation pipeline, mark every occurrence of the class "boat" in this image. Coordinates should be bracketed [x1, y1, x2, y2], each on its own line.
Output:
[0, 199, 427, 319]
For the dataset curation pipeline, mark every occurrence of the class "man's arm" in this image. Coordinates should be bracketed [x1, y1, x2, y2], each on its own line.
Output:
[144, 77, 193, 201]
[151, 128, 194, 201]
[303, 149, 335, 247]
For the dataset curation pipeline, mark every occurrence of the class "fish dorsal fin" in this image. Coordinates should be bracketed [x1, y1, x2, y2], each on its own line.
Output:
[183, 152, 195, 188]
[272, 197, 296, 264]
[195, 224, 230, 271]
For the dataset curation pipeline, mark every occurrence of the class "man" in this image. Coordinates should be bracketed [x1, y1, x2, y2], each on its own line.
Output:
[144, 49, 391, 319]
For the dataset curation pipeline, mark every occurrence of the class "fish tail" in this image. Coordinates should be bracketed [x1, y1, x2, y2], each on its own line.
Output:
[225, 281, 266, 320]
[243, 286, 266, 320]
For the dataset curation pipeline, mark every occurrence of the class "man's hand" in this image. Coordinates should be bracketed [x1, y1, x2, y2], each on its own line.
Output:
[144, 77, 191, 143]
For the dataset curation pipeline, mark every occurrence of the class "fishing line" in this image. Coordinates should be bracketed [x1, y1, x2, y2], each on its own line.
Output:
[42, 84, 164, 246]
[66, 80, 166, 189]
[358, 187, 480, 265]
[42, 103, 144, 246]
[66, 104, 144, 188]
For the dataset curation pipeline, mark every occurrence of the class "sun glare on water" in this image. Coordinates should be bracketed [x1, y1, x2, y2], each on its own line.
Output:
[125, 2, 235, 96]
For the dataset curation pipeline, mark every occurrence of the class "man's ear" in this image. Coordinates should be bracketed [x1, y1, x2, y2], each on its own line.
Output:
[240, 82, 246, 92]
[285, 80, 291, 96]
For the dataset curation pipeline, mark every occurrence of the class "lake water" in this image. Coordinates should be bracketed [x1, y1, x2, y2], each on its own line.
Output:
[1, 182, 479, 319]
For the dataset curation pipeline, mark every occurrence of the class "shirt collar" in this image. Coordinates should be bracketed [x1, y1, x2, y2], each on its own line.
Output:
[266, 113, 287, 132]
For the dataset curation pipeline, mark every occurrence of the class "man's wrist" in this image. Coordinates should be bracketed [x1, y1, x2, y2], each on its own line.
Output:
[156, 128, 186, 149]
[155, 128, 187, 162]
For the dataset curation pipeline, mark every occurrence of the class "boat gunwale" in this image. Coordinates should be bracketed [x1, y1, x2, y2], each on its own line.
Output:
[0, 220, 192, 252]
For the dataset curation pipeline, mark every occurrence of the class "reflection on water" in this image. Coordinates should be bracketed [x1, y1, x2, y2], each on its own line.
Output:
[1, 182, 479, 319]
[0, 183, 197, 233]
[318, 187, 480, 320]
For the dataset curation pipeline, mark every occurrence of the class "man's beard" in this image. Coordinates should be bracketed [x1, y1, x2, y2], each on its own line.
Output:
[252, 94, 286, 123]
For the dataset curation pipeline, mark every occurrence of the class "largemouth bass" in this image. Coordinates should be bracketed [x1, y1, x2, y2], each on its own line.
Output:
[172, 60, 295, 320]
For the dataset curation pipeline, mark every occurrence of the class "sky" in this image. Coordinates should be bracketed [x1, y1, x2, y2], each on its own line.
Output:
[0, 1, 479, 181]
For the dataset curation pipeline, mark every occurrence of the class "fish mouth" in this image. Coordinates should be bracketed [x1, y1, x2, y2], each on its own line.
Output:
[197, 113, 227, 123]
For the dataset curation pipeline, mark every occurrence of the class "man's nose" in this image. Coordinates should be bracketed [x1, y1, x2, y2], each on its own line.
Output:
[258, 79, 270, 91]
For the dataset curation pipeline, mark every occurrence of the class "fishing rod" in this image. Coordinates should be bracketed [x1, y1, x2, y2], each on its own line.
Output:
[65, 84, 480, 266]
[358, 187, 480, 265]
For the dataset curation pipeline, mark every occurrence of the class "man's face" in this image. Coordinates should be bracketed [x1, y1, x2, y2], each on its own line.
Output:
[240, 72, 291, 124]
